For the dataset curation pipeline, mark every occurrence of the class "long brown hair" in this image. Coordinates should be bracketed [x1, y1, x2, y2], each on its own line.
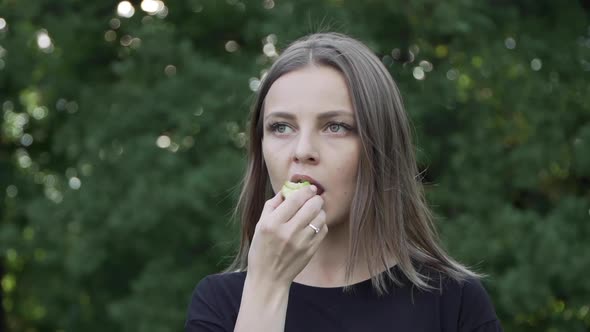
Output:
[226, 32, 482, 294]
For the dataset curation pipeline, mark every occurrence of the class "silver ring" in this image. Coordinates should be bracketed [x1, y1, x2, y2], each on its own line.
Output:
[308, 223, 320, 234]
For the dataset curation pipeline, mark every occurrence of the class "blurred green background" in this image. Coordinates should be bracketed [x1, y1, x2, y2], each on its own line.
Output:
[1, 0, 589, 331]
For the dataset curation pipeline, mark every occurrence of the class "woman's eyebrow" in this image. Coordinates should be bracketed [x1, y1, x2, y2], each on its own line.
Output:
[264, 110, 354, 121]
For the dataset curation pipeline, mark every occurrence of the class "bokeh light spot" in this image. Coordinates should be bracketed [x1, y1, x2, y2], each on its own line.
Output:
[435, 45, 448, 58]
[479, 88, 493, 99]
[6, 185, 18, 198]
[117, 1, 135, 18]
[36, 30, 54, 53]
[471, 56, 483, 68]
[66, 101, 78, 113]
[109, 18, 121, 29]
[20, 133, 33, 147]
[391, 48, 401, 60]
[458, 74, 472, 88]
[264, 0, 275, 9]
[141, 0, 166, 15]
[44, 174, 57, 187]
[45, 187, 63, 204]
[531, 58, 542, 71]
[1, 274, 16, 293]
[69, 177, 81, 190]
[32, 106, 48, 120]
[382, 55, 393, 67]
[419, 60, 433, 72]
[156, 135, 171, 148]
[164, 64, 176, 76]
[505, 37, 516, 49]
[413, 67, 425, 80]
[263, 43, 277, 57]
[120, 35, 132, 47]
[156, 5, 169, 18]
[249, 78, 261, 92]
[142, 0, 160, 13]
[81, 163, 93, 176]
[446, 69, 459, 80]
[130, 37, 142, 49]
[56, 98, 67, 111]
[23, 227, 35, 241]
[104, 30, 117, 42]
[3, 100, 14, 111]
[407, 50, 415, 63]
[225, 40, 239, 52]
[17, 154, 32, 169]
[6, 249, 17, 263]
[265, 34, 277, 45]
[235, 132, 246, 148]
[32, 306, 46, 320]
[142, 16, 154, 25]
[14, 113, 29, 126]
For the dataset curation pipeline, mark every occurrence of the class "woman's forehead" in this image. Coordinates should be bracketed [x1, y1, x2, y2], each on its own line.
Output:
[264, 109, 354, 122]
[264, 66, 354, 118]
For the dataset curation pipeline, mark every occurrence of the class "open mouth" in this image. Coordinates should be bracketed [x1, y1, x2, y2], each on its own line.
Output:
[289, 174, 325, 195]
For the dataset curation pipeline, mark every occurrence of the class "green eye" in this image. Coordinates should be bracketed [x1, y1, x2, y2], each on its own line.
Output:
[276, 124, 288, 133]
[329, 123, 342, 132]
[326, 122, 353, 133]
[269, 122, 292, 134]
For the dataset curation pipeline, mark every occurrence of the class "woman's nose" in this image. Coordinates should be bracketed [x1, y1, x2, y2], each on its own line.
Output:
[293, 133, 319, 164]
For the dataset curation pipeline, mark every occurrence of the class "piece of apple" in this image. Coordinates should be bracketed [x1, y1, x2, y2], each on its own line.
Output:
[281, 180, 311, 198]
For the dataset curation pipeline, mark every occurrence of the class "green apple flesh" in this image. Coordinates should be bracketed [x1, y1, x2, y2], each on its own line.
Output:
[281, 181, 311, 198]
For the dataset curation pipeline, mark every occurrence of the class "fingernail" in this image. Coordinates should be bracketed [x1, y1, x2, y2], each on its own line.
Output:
[309, 185, 317, 193]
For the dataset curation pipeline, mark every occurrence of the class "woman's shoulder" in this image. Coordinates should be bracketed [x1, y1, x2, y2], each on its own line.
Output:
[192, 270, 247, 300]
[185, 271, 246, 329]
[452, 276, 501, 330]
[416, 264, 502, 331]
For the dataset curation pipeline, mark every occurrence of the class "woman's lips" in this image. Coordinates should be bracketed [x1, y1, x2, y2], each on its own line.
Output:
[289, 173, 325, 195]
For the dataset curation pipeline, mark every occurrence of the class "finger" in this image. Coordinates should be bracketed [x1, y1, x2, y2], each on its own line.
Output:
[288, 210, 326, 255]
[270, 184, 317, 224]
[308, 224, 328, 252]
[261, 191, 284, 217]
[287, 197, 324, 232]
[300, 208, 326, 237]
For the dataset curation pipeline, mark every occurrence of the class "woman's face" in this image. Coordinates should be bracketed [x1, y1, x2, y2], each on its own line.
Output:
[262, 65, 361, 227]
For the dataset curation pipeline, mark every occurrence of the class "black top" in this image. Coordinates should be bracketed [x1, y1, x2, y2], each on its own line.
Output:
[185, 264, 503, 332]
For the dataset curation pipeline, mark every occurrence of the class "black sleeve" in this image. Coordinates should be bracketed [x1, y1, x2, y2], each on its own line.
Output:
[185, 276, 232, 332]
[458, 278, 504, 332]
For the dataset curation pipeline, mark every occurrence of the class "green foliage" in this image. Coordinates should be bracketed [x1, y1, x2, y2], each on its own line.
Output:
[0, 0, 588, 331]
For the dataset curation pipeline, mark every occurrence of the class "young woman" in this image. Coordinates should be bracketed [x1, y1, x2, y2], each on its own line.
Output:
[185, 32, 503, 332]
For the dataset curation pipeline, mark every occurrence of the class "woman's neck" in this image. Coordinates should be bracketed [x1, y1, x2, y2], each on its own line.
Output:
[293, 221, 371, 287]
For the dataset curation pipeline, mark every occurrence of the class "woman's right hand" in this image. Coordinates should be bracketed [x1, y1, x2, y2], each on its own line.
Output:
[246, 184, 328, 286]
